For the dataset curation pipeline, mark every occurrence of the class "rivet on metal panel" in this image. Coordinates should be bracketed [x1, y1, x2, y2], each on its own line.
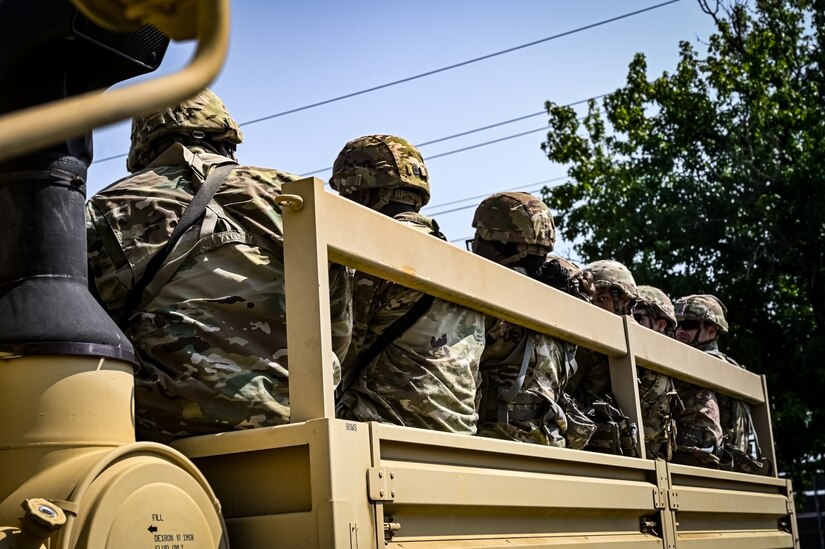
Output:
[391, 490, 396, 498]
[273, 194, 304, 211]
[378, 470, 384, 479]
[379, 490, 385, 497]
[390, 471, 395, 479]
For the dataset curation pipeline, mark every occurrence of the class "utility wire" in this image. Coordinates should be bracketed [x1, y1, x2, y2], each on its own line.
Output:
[299, 95, 597, 177]
[91, 0, 678, 166]
[237, 1, 677, 127]
[422, 177, 564, 212]
[415, 94, 603, 148]
[428, 176, 568, 218]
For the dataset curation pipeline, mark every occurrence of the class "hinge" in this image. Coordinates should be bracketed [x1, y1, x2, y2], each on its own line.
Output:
[367, 468, 396, 502]
[668, 489, 680, 510]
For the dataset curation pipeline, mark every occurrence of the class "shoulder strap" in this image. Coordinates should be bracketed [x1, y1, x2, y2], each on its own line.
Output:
[494, 333, 535, 423]
[336, 293, 435, 400]
[120, 162, 237, 323]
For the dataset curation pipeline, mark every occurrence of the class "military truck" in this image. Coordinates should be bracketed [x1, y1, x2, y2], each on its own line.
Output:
[0, 0, 800, 547]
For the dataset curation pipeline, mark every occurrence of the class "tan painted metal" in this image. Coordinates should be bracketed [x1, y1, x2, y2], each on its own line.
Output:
[0, 355, 228, 548]
[166, 177, 797, 548]
[0, 0, 230, 164]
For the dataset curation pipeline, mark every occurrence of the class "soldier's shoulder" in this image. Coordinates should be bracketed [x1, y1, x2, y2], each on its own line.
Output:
[704, 348, 745, 369]
[394, 211, 448, 239]
[91, 165, 189, 200]
[229, 165, 298, 186]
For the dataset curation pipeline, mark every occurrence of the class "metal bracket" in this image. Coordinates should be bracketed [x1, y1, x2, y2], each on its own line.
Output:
[367, 468, 396, 502]
[274, 193, 304, 211]
[668, 489, 680, 510]
[653, 487, 667, 510]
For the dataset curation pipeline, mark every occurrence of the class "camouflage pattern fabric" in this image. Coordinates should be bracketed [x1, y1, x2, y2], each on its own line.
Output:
[637, 285, 677, 328]
[674, 294, 729, 333]
[87, 144, 352, 441]
[337, 212, 484, 433]
[583, 259, 639, 301]
[476, 318, 593, 448]
[127, 88, 243, 173]
[673, 380, 723, 467]
[471, 192, 555, 247]
[566, 348, 611, 404]
[566, 348, 640, 457]
[329, 135, 430, 205]
[638, 367, 681, 459]
[702, 342, 749, 452]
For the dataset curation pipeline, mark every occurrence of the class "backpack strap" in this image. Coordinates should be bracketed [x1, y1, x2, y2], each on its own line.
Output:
[496, 333, 535, 423]
[120, 160, 237, 324]
[336, 293, 435, 400]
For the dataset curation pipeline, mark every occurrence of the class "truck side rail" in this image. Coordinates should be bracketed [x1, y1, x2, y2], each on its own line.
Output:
[279, 177, 772, 461]
[174, 177, 796, 548]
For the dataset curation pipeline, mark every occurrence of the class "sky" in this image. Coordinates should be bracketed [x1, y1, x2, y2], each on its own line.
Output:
[88, 0, 717, 258]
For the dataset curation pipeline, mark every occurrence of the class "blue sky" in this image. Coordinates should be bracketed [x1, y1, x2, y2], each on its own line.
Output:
[88, 0, 716, 257]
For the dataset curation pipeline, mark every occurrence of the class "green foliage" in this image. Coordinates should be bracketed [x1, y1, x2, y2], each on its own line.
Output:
[542, 0, 825, 488]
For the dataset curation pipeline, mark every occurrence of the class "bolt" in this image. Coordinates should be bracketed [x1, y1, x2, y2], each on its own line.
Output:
[391, 490, 396, 497]
[390, 472, 395, 479]
[37, 505, 57, 518]
[379, 471, 384, 478]
[380, 490, 385, 497]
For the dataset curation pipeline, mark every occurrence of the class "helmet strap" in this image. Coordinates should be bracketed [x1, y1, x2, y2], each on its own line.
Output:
[370, 188, 423, 212]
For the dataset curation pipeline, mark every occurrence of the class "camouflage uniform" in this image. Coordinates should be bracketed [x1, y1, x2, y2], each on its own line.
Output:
[567, 260, 640, 457]
[86, 89, 352, 441]
[673, 295, 748, 465]
[635, 285, 681, 460]
[470, 193, 595, 448]
[672, 295, 726, 466]
[567, 260, 639, 404]
[331, 135, 484, 434]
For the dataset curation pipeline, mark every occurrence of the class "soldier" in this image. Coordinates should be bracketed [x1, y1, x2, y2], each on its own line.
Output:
[673, 294, 752, 468]
[567, 260, 640, 457]
[469, 192, 595, 448]
[634, 285, 681, 460]
[330, 134, 484, 434]
[86, 89, 352, 441]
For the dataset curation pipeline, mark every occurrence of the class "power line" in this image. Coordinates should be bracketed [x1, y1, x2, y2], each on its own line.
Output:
[422, 178, 563, 212]
[416, 94, 603, 148]
[299, 94, 598, 177]
[90, 0, 678, 166]
[428, 178, 568, 218]
[237, 1, 678, 127]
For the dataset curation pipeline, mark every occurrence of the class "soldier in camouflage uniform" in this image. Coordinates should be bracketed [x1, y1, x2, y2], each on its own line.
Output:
[86, 89, 352, 441]
[469, 192, 596, 448]
[330, 135, 484, 434]
[566, 260, 640, 456]
[673, 294, 748, 467]
[634, 285, 681, 460]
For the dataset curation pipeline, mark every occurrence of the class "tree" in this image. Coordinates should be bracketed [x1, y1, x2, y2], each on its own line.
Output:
[541, 0, 825, 489]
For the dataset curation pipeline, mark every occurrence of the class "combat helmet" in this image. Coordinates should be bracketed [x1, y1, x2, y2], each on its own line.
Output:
[637, 285, 677, 328]
[472, 192, 556, 248]
[583, 260, 639, 300]
[674, 294, 729, 333]
[330, 135, 430, 208]
[127, 88, 243, 172]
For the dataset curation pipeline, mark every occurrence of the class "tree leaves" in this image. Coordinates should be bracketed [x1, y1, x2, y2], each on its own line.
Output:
[542, 0, 825, 488]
